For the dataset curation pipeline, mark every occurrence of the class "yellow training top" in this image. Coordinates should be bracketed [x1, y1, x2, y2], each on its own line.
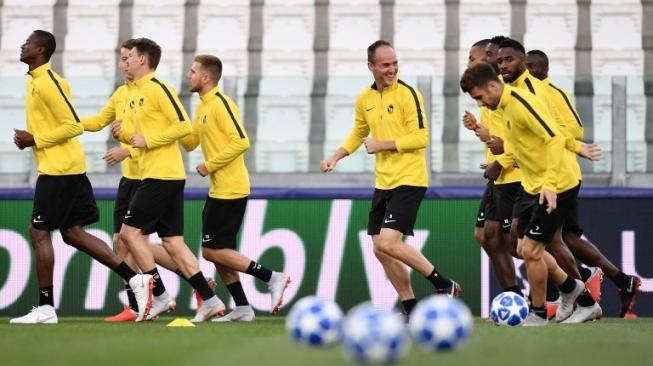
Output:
[479, 106, 522, 184]
[497, 86, 578, 195]
[181, 86, 250, 199]
[341, 79, 429, 189]
[25, 63, 85, 175]
[81, 83, 141, 180]
[119, 72, 191, 180]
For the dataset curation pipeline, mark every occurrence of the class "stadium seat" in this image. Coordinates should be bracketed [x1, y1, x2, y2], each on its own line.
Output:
[459, 0, 510, 58]
[329, 0, 380, 76]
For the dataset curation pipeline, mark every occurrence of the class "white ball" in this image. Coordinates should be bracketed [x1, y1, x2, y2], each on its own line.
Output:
[285, 296, 343, 347]
[490, 291, 529, 327]
[341, 303, 409, 364]
[408, 295, 473, 352]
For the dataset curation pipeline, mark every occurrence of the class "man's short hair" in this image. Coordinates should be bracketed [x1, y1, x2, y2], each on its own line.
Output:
[472, 39, 491, 48]
[489, 35, 509, 46]
[527, 49, 549, 63]
[460, 63, 500, 93]
[194, 54, 223, 83]
[130, 38, 162, 69]
[32, 30, 56, 60]
[367, 40, 393, 62]
[498, 39, 526, 55]
[120, 38, 137, 50]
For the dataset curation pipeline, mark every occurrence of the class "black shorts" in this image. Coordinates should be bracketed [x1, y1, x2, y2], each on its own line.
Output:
[491, 182, 521, 233]
[368, 185, 426, 236]
[201, 196, 248, 249]
[475, 182, 493, 228]
[123, 178, 185, 237]
[516, 185, 579, 244]
[561, 183, 583, 237]
[32, 174, 99, 232]
[113, 177, 140, 234]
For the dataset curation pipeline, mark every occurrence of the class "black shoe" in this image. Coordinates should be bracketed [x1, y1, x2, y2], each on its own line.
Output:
[619, 275, 641, 317]
[436, 280, 462, 298]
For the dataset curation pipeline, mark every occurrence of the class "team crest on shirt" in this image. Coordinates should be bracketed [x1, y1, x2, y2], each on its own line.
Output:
[202, 115, 207, 124]
[506, 120, 511, 130]
[387, 104, 394, 113]
[139, 97, 144, 106]
[129, 100, 135, 109]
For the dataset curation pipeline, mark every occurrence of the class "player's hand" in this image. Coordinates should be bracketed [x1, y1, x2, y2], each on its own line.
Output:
[13, 129, 35, 149]
[196, 163, 209, 177]
[578, 142, 602, 161]
[462, 110, 479, 131]
[103, 147, 130, 166]
[487, 135, 504, 155]
[131, 134, 146, 148]
[363, 137, 383, 154]
[320, 158, 338, 173]
[539, 188, 557, 214]
[110, 120, 122, 139]
[475, 126, 491, 142]
[480, 163, 488, 170]
[484, 161, 502, 181]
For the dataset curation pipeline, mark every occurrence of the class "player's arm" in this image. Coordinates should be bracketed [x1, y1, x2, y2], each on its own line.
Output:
[389, 89, 429, 153]
[179, 114, 201, 152]
[81, 92, 117, 132]
[203, 102, 250, 173]
[141, 86, 192, 148]
[322, 97, 369, 172]
[32, 80, 83, 148]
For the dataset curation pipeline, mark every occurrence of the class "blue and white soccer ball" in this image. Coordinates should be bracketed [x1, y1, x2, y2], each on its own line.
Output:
[490, 291, 529, 327]
[408, 295, 473, 352]
[285, 296, 343, 347]
[341, 303, 409, 364]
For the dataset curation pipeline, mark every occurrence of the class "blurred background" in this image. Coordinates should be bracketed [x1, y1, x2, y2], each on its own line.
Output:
[0, 0, 651, 188]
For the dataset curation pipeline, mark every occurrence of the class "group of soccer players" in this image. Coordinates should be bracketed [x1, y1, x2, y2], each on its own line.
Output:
[8, 28, 641, 326]
[10, 30, 289, 324]
[460, 36, 641, 324]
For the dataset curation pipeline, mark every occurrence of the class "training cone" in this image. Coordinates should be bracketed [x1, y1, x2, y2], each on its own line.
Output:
[167, 318, 195, 327]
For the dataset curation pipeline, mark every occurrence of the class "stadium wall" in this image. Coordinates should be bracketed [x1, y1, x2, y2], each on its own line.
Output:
[0, 188, 651, 317]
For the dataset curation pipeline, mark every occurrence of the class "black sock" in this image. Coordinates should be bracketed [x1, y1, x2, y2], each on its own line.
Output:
[610, 271, 629, 288]
[114, 261, 137, 282]
[187, 272, 215, 301]
[532, 305, 547, 319]
[577, 290, 596, 307]
[226, 282, 249, 306]
[546, 281, 560, 302]
[426, 268, 452, 289]
[246, 261, 272, 282]
[145, 268, 166, 297]
[578, 266, 592, 282]
[503, 286, 523, 297]
[125, 284, 138, 311]
[402, 299, 418, 315]
[39, 286, 54, 307]
[558, 276, 577, 294]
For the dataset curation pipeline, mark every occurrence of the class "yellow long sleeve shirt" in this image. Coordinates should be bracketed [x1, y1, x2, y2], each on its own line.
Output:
[25, 63, 85, 175]
[181, 87, 250, 199]
[500, 70, 582, 182]
[341, 79, 429, 189]
[497, 86, 578, 194]
[119, 72, 192, 180]
[81, 83, 141, 179]
[479, 106, 522, 184]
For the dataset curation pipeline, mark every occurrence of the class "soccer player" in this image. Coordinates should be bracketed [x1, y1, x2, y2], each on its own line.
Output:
[181, 54, 291, 322]
[113, 38, 224, 322]
[463, 39, 522, 297]
[10, 30, 146, 324]
[461, 63, 594, 326]
[526, 49, 641, 318]
[81, 39, 210, 322]
[320, 40, 461, 317]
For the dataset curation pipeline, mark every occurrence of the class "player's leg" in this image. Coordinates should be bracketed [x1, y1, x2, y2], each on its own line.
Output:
[212, 265, 255, 322]
[372, 232, 417, 312]
[199, 196, 288, 314]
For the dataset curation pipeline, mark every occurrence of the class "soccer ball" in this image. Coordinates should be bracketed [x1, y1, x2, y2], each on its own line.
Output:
[341, 303, 409, 364]
[490, 291, 529, 327]
[408, 295, 473, 352]
[285, 296, 343, 347]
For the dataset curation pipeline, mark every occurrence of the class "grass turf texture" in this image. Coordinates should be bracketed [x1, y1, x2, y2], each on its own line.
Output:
[1, 317, 651, 366]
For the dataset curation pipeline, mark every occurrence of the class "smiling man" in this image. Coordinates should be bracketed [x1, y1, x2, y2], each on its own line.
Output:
[320, 40, 461, 318]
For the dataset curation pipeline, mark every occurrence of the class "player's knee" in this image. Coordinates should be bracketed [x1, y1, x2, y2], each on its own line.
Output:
[374, 236, 397, 256]
[61, 227, 82, 247]
[28, 225, 49, 246]
[520, 243, 542, 261]
[473, 228, 484, 246]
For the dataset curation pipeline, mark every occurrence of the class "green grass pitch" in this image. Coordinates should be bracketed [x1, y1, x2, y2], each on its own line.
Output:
[1, 317, 651, 366]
